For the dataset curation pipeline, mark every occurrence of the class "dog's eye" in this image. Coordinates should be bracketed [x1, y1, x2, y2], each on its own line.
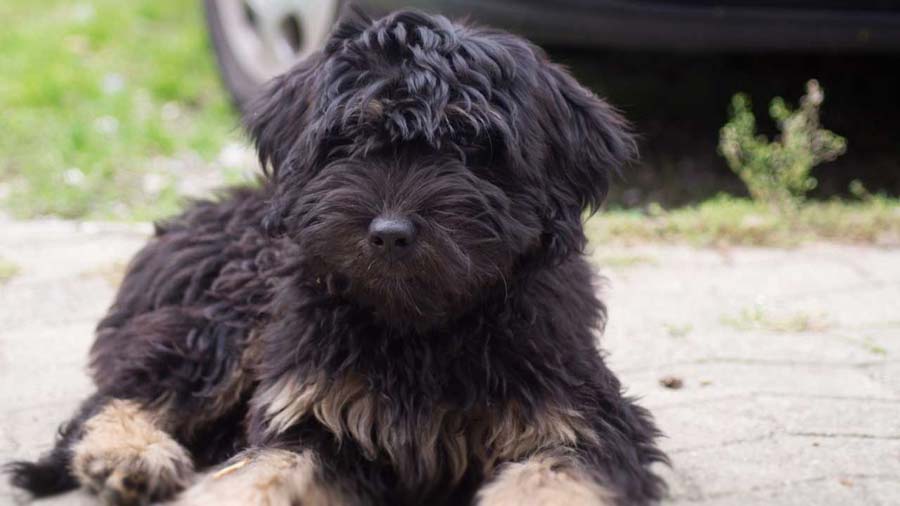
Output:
[460, 143, 496, 169]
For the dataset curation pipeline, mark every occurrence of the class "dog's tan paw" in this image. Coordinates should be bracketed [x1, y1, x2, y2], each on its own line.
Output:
[72, 400, 194, 505]
[170, 449, 340, 506]
[76, 451, 191, 506]
[478, 453, 616, 506]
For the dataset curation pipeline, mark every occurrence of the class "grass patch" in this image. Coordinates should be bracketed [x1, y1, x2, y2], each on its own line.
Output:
[720, 305, 832, 333]
[588, 194, 900, 246]
[663, 323, 693, 338]
[593, 253, 657, 269]
[0, 258, 21, 284]
[863, 341, 887, 356]
[0, 0, 242, 220]
[831, 333, 889, 356]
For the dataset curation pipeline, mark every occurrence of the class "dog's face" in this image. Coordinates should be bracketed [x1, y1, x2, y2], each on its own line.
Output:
[246, 11, 635, 329]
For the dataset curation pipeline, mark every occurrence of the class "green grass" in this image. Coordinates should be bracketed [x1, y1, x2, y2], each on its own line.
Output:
[720, 305, 832, 333]
[831, 334, 887, 356]
[588, 194, 900, 247]
[592, 253, 657, 269]
[0, 257, 21, 284]
[663, 323, 694, 339]
[0, 0, 242, 220]
[3, 2, 898, 248]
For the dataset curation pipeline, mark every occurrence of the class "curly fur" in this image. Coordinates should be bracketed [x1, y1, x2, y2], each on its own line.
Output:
[7, 9, 666, 506]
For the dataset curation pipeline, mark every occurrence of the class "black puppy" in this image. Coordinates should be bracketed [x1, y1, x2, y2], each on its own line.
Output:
[9, 10, 666, 506]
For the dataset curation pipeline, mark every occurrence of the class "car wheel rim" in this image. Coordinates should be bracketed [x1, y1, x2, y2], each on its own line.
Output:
[216, 0, 339, 83]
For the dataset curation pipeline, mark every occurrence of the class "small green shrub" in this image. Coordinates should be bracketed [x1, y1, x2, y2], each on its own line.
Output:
[718, 80, 847, 211]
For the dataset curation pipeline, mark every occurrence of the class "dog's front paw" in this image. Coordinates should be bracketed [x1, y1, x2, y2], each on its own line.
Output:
[169, 449, 339, 506]
[478, 454, 617, 506]
[72, 400, 194, 505]
[75, 449, 192, 506]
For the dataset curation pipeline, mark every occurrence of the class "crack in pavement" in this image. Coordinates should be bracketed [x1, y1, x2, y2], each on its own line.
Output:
[787, 432, 900, 440]
[668, 473, 900, 503]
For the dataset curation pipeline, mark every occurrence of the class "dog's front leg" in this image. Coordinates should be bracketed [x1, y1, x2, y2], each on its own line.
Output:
[70, 398, 194, 505]
[477, 451, 616, 506]
[169, 448, 344, 506]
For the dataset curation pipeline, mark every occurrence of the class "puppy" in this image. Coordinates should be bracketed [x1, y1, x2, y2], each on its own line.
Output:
[8, 10, 666, 506]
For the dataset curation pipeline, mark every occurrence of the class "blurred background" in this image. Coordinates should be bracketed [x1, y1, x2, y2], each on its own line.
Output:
[2, 3, 900, 505]
[1, 0, 899, 246]
[0, 0, 900, 242]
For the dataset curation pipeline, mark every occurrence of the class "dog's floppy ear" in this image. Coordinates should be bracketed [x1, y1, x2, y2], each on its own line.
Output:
[536, 62, 637, 260]
[243, 53, 324, 179]
[244, 8, 372, 178]
[243, 11, 373, 235]
[243, 55, 326, 236]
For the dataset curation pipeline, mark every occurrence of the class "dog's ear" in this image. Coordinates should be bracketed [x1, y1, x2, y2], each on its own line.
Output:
[243, 56, 326, 236]
[244, 8, 372, 178]
[535, 62, 637, 260]
[243, 53, 324, 179]
[244, 11, 374, 235]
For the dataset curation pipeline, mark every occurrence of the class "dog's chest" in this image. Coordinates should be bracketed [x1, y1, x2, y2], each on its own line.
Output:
[256, 373, 596, 483]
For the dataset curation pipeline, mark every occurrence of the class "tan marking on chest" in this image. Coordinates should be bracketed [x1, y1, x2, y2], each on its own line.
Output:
[255, 375, 598, 484]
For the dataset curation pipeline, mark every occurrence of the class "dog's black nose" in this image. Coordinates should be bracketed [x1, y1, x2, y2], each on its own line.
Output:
[368, 216, 416, 258]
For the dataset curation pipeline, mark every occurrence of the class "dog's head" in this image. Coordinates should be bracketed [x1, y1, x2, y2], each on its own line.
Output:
[246, 10, 634, 329]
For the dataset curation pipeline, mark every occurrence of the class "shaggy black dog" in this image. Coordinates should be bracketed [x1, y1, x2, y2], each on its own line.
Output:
[8, 10, 666, 506]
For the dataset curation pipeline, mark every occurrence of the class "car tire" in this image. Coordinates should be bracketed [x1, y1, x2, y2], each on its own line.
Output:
[203, 0, 340, 113]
